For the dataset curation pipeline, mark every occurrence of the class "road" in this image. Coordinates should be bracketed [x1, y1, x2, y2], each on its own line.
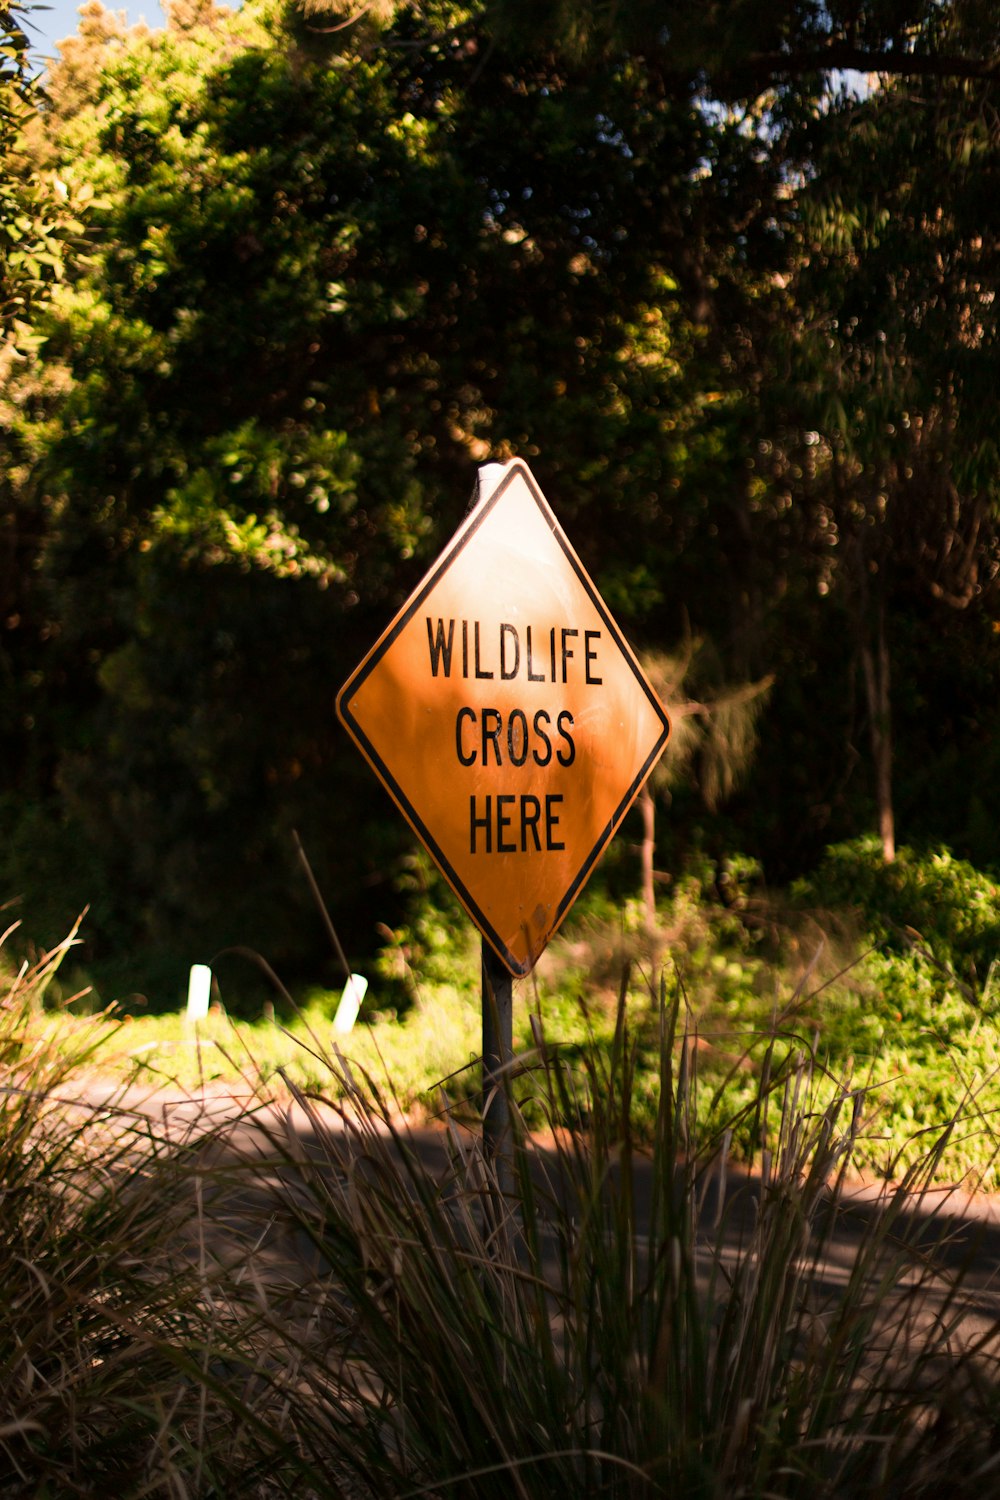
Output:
[76, 1074, 1000, 1362]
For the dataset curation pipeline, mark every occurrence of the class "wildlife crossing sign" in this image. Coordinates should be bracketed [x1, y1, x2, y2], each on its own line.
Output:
[336, 459, 671, 975]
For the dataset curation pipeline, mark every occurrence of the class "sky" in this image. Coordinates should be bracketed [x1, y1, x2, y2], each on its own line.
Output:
[24, 0, 167, 64]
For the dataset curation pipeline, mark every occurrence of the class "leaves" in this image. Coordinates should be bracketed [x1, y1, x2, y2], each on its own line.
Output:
[6, 0, 1000, 983]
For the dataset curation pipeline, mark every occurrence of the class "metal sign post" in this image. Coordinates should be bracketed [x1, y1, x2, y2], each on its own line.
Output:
[481, 940, 513, 1196]
[335, 458, 670, 1182]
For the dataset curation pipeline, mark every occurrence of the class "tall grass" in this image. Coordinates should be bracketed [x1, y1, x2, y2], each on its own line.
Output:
[222, 972, 1000, 1499]
[4, 922, 1000, 1496]
[0, 924, 270, 1497]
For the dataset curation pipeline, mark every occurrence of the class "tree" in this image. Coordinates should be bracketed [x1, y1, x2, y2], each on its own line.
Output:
[1, 2, 91, 342]
[637, 643, 772, 926]
[5, 0, 718, 994]
[759, 47, 1000, 861]
[1, 4, 97, 960]
[478, 0, 1000, 864]
[9, 0, 1000, 998]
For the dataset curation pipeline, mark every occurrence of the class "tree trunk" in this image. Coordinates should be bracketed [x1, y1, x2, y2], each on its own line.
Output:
[860, 604, 895, 863]
[639, 782, 656, 927]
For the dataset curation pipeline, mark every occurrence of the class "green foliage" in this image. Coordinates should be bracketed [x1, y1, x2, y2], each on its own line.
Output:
[374, 849, 483, 997]
[6, 0, 1000, 991]
[0, 5, 92, 343]
[2, 0, 719, 988]
[534, 852, 1000, 1188]
[793, 837, 1000, 993]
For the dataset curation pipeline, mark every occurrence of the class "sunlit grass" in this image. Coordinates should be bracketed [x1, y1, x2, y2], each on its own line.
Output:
[25, 930, 1000, 1190]
[35, 984, 486, 1108]
[16, 851, 1000, 1193]
[31, 940, 616, 1116]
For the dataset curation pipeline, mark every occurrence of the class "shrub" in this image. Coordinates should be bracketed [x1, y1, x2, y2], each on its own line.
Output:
[793, 836, 1000, 994]
[220, 979, 1000, 1498]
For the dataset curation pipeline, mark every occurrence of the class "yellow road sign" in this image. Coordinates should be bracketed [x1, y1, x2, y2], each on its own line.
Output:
[336, 459, 670, 974]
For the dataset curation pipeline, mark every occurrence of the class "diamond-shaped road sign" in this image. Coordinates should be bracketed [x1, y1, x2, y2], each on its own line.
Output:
[336, 459, 671, 975]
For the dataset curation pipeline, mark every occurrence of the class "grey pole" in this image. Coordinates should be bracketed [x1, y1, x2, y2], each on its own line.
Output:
[481, 940, 513, 1199]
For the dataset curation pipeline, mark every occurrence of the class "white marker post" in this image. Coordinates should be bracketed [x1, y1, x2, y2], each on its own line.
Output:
[186, 963, 212, 1021]
[334, 972, 368, 1034]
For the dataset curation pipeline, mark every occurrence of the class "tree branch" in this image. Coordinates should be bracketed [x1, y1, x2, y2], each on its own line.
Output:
[720, 42, 1000, 89]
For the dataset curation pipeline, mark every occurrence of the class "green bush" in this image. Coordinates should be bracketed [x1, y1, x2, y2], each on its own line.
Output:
[793, 836, 1000, 993]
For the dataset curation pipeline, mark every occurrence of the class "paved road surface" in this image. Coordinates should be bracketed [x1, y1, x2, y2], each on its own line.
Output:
[76, 1076, 1000, 1362]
